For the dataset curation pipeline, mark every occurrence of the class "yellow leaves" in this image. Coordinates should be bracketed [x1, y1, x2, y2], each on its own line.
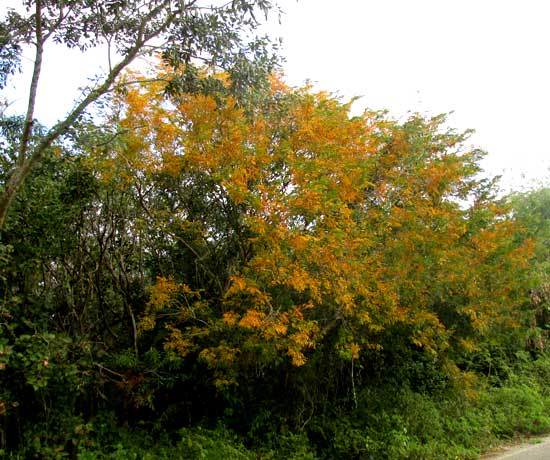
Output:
[138, 316, 156, 333]
[102, 65, 532, 381]
[290, 234, 311, 251]
[409, 311, 446, 354]
[164, 325, 193, 358]
[159, 150, 184, 177]
[177, 95, 218, 131]
[287, 348, 307, 366]
[124, 87, 149, 115]
[338, 342, 361, 361]
[147, 276, 179, 312]
[291, 189, 322, 213]
[222, 311, 239, 326]
[238, 309, 266, 329]
[139, 277, 202, 333]
[268, 73, 290, 94]
[443, 361, 480, 400]
[282, 314, 320, 366]
[263, 313, 290, 339]
[227, 275, 246, 294]
[270, 321, 288, 336]
[460, 306, 490, 332]
[286, 329, 316, 366]
[458, 338, 479, 353]
[350, 343, 360, 360]
[225, 275, 272, 310]
[461, 307, 478, 323]
[285, 265, 318, 294]
[199, 343, 238, 368]
[290, 331, 313, 348]
[198, 343, 240, 388]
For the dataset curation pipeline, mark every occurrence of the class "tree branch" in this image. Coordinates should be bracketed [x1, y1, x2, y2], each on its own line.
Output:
[0, 1, 176, 229]
[18, 0, 44, 168]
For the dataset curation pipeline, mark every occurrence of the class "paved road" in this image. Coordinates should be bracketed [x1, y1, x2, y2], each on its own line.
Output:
[484, 437, 550, 460]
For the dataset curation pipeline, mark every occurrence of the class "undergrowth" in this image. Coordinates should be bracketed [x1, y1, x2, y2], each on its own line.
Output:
[5, 353, 550, 459]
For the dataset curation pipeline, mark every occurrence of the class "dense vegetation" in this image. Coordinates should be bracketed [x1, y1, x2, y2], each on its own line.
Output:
[2, 2, 550, 459]
[1, 67, 550, 458]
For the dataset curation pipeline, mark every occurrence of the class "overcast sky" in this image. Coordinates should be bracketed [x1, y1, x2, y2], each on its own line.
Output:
[269, 0, 550, 192]
[4, 0, 550, 192]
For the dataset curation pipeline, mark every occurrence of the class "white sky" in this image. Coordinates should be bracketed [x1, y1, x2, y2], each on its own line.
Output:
[3, 0, 550, 192]
[269, 0, 550, 192]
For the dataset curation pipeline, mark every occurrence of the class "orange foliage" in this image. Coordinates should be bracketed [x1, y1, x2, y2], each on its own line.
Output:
[107, 66, 532, 374]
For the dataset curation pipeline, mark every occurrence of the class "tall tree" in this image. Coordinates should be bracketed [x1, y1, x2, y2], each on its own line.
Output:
[0, 0, 279, 228]
[110, 70, 532, 387]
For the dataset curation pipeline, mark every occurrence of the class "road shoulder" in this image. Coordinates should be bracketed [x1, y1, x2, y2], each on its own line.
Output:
[481, 436, 550, 459]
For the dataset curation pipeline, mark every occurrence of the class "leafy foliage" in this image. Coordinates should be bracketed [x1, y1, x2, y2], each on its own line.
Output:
[0, 67, 545, 458]
[508, 187, 550, 350]
[0, 0, 280, 228]
[103, 69, 532, 391]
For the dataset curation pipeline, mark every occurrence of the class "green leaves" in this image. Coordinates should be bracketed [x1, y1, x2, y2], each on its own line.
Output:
[0, 0, 281, 229]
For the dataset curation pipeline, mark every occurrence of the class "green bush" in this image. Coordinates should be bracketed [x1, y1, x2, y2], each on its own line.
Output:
[482, 385, 550, 437]
[260, 433, 318, 460]
[76, 425, 254, 460]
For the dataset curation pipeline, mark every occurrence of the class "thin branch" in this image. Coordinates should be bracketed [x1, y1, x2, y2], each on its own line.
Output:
[18, 0, 44, 167]
[42, 1, 74, 42]
[116, 77, 171, 87]
[351, 357, 358, 409]
[94, 362, 125, 379]
[107, 38, 113, 73]
[0, 1, 175, 228]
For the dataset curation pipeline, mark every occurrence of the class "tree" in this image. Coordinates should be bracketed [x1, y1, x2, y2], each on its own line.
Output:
[109, 69, 532, 389]
[0, 0, 279, 228]
[509, 187, 550, 350]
